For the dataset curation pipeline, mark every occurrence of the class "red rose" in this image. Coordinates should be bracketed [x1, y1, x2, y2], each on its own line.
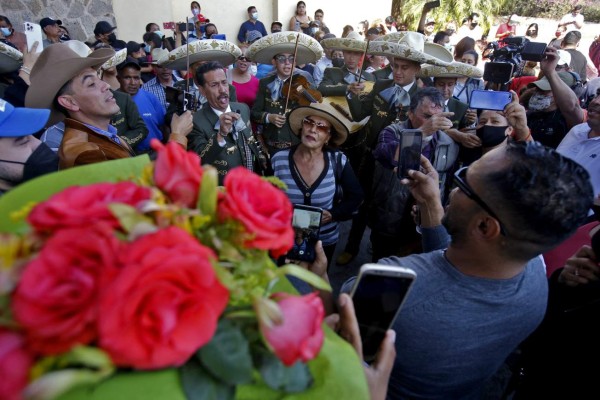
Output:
[0, 329, 34, 400]
[98, 227, 229, 369]
[218, 167, 294, 257]
[260, 292, 325, 366]
[151, 139, 202, 208]
[12, 224, 121, 355]
[28, 182, 151, 233]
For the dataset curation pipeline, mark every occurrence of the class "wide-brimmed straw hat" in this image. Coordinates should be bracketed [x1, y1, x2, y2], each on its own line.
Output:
[159, 39, 242, 70]
[0, 42, 23, 74]
[63, 40, 93, 57]
[372, 31, 452, 66]
[321, 31, 367, 53]
[247, 32, 323, 65]
[287, 102, 352, 146]
[419, 61, 483, 79]
[25, 43, 114, 126]
[101, 48, 127, 70]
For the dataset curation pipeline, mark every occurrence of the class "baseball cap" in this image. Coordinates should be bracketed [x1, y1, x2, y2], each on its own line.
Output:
[425, 17, 436, 25]
[117, 56, 141, 71]
[245, 30, 263, 44]
[40, 17, 62, 29]
[126, 41, 143, 55]
[0, 99, 51, 137]
[532, 71, 576, 91]
[94, 21, 116, 35]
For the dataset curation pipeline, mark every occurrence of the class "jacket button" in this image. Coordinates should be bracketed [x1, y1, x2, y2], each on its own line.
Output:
[305, 193, 310, 197]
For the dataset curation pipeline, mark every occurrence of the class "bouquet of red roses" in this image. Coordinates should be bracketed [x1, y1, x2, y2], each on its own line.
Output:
[0, 140, 341, 400]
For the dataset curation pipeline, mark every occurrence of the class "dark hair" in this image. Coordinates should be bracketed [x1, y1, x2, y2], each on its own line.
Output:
[196, 61, 224, 86]
[526, 23, 538, 38]
[469, 12, 479, 20]
[53, 78, 74, 117]
[433, 31, 449, 45]
[143, 32, 162, 48]
[454, 36, 475, 59]
[247, 6, 256, 13]
[0, 15, 11, 26]
[315, 9, 324, 15]
[342, 25, 354, 37]
[366, 27, 380, 36]
[296, 1, 306, 11]
[462, 49, 479, 65]
[145, 22, 158, 33]
[563, 30, 581, 45]
[573, 5, 582, 11]
[271, 21, 282, 29]
[484, 141, 594, 260]
[409, 87, 445, 112]
[205, 23, 217, 32]
[190, 1, 201, 9]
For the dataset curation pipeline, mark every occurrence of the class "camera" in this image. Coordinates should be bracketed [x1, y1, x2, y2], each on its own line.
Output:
[484, 36, 547, 84]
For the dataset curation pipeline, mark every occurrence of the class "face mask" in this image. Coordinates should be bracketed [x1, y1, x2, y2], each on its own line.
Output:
[332, 58, 345, 68]
[528, 93, 553, 111]
[107, 33, 117, 43]
[311, 27, 319, 34]
[154, 30, 165, 39]
[60, 34, 70, 41]
[192, 8, 200, 15]
[470, 22, 478, 28]
[476, 125, 508, 148]
[144, 44, 151, 53]
[0, 143, 58, 185]
[555, 31, 562, 38]
[0, 27, 11, 36]
[272, 29, 281, 33]
[251, 12, 258, 20]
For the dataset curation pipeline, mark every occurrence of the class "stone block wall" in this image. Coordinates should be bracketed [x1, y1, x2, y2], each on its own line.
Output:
[0, 0, 117, 44]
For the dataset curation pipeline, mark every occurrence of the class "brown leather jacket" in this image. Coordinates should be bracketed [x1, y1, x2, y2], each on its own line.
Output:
[58, 119, 135, 169]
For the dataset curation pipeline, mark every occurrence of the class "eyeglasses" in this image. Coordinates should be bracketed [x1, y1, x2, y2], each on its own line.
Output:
[274, 55, 295, 64]
[453, 166, 508, 236]
[302, 118, 331, 134]
[237, 56, 251, 62]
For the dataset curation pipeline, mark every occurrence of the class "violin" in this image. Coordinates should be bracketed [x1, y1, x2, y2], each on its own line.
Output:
[281, 75, 323, 106]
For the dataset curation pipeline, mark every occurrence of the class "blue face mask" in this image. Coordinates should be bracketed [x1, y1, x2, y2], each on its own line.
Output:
[144, 44, 151, 53]
[154, 30, 165, 39]
[0, 27, 11, 36]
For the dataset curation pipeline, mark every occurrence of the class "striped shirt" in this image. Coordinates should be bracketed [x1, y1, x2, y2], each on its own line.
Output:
[272, 147, 345, 246]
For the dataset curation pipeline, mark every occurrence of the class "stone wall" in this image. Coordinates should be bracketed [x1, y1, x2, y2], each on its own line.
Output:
[0, 0, 117, 44]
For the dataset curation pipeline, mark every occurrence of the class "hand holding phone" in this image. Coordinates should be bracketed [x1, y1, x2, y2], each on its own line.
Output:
[163, 22, 175, 30]
[351, 264, 416, 363]
[469, 90, 512, 111]
[286, 205, 322, 262]
[24, 22, 43, 54]
[397, 129, 423, 180]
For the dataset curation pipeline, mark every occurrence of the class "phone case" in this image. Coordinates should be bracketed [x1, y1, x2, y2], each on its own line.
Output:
[469, 90, 512, 111]
[397, 129, 423, 180]
[24, 22, 43, 53]
[287, 205, 322, 262]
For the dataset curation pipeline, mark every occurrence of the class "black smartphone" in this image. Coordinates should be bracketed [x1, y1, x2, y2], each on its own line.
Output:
[351, 264, 416, 363]
[425, 0, 441, 9]
[521, 41, 547, 62]
[483, 62, 514, 84]
[469, 89, 512, 111]
[397, 129, 423, 180]
[286, 205, 322, 262]
[178, 22, 195, 32]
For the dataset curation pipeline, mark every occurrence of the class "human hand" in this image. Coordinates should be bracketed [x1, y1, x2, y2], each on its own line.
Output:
[464, 108, 477, 125]
[218, 111, 241, 137]
[170, 111, 193, 136]
[420, 112, 454, 135]
[321, 210, 333, 225]
[540, 47, 559, 76]
[286, 240, 328, 279]
[400, 155, 440, 206]
[503, 91, 529, 140]
[22, 41, 41, 70]
[347, 82, 365, 96]
[452, 128, 482, 148]
[558, 245, 599, 287]
[326, 294, 396, 400]
[268, 113, 286, 128]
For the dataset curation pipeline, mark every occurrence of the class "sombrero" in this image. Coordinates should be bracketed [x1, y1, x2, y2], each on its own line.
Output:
[0, 42, 23, 74]
[63, 40, 93, 57]
[25, 43, 115, 126]
[321, 31, 367, 53]
[247, 32, 323, 65]
[101, 48, 127, 70]
[373, 31, 452, 66]
[287, 101, 352, 146]
[159, 39, 242, 70]
[150, 48, 169, 65]
[419, 62, 483, 79]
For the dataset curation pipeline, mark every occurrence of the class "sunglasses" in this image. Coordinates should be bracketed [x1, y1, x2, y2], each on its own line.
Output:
[302, 118, 331, 134]
[274, 55, 295, 64]
[453, 166, 507, 236]
[237, 56, 251, 62]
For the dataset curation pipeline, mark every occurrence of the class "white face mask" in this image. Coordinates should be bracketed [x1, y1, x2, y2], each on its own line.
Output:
[250, 64, 257, 76]
[192, 8, 200, 15]
[528, 93, 553, 111]
[251, 12, 258, 20]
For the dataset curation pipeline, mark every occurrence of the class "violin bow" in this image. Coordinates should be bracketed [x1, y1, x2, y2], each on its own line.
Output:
[283, 33, 301, 114]
[184, 17, 191, 112]
[356, 39, 370, 86]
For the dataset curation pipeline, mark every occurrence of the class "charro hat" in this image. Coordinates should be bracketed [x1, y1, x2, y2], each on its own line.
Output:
[419, 61, 483, 79]
[101, 48, 127, 70]
[0, 41, 23, 74]
[25, 43, 114, 126]
[247, 32, 323, 65]
[287, 101, 351, 146]
[159, 39, 242, 69]
[374, 31, 453, 65]
[149, 48, 169, 65]
[63, 40, 93, 57]
[0, 99, 50, 137]
[321, 31, 367, 53]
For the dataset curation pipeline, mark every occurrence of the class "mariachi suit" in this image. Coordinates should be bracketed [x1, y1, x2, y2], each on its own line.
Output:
[373, 65, 392, 81]
[188, 102, 266, 184]
[251, 74, 302, 156]
[317, 66, 375, 96]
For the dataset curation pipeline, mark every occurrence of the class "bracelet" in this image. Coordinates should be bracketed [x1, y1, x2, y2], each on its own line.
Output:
[19, 66, 31, 75]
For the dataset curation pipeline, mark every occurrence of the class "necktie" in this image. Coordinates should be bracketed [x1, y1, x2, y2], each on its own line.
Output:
[389, 85, 410, 110]
[271, 78, 283, 101]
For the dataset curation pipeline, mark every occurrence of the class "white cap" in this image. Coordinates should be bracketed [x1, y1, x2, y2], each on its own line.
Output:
[557, 50, 571, 66]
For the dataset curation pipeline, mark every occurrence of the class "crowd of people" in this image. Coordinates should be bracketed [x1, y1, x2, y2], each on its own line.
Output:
[1, 1, 600, 399]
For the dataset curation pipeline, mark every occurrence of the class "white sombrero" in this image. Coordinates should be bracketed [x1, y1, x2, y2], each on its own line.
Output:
[247, 32, 323, 65]
[63, 40, 93, 57]
[150, 48, 170, 65]
[287, 101, 353, 146]
[321, 31, 367, 53]
[101, 48, 127, 70]
[160, 39, 242, 70]
[419, 62, 483, 79]
[373, 31, 452, 66]
[0, 42, 23, 74]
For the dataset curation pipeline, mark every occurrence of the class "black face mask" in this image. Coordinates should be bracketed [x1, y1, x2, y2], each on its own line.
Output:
[60, 34, 71, 41]
[137, 56, 149, 65]
[107, 33, 117, 43]
[476, 125, 508, 148]
[470, 22, 478, 28]
[332, 58, 345, 68]
[0, 143, 58, 185]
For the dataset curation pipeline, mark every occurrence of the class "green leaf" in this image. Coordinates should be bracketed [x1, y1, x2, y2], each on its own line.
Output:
[256, 350, 312, 393]
[198, 320, 253, 385]
[181, 357, 235, 400]
[108, 203, 155, 236]
[277, 265, 332, 292]
[198, 166, 218, 218]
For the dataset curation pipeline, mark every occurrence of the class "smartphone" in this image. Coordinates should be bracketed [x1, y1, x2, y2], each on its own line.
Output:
[163, 22, 175, 30]
[425, 0, 441, 8]
[286, 205, 322, 262]
[351, 264, 416, 363]
[178, 22, 195, 32]
[469, 89, 512, 111]
[397, 129, 422, 180]
[24, 22, 43, 53]
[483, 62, 514, 84]
[521, 41, 547, 62]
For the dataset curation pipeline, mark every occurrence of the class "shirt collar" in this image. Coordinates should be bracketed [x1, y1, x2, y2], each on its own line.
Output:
[211, 105, 232, 117]
[83, 123, 118, 138]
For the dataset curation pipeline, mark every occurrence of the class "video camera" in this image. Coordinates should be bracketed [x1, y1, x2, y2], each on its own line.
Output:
[484, 36, 547, 84]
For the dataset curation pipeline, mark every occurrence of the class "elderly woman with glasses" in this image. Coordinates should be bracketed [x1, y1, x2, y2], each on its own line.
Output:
[271, 102, 363, 265]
